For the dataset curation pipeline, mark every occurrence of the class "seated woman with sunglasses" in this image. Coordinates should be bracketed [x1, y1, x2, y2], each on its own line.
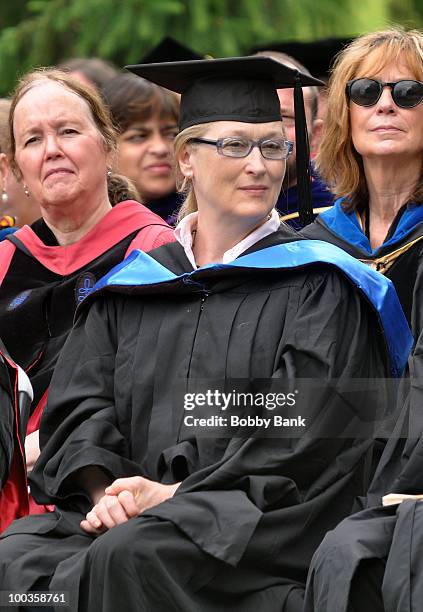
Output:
[302, 29, 423, 612]
[302, 28, 423, 338]
[0, 57, 410, 612]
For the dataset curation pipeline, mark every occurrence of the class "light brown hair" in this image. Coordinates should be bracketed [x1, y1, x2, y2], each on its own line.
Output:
[0, 99, 11, 154]
[8, 68, 138, 204]
[316, 28, 423, 209]
[9, 68, 117, 174]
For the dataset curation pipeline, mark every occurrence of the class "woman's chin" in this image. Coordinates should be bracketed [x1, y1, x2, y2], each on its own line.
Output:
[236, 200, 274, 220]
[39, 187, 81, 209]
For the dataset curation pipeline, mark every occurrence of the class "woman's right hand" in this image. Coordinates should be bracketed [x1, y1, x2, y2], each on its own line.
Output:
[80, 475, 180, 534]
[80, 492, 133, 535]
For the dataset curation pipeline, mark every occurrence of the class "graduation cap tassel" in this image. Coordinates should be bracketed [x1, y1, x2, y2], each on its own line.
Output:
[294, 73, 314, 227]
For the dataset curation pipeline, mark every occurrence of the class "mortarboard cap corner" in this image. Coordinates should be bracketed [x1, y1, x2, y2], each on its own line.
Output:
[139, 37, 204, 65]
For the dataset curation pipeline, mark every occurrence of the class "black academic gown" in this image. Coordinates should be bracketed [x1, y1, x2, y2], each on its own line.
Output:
[0, 201, 173, 413]
[145, 191, 184, 226]
[0, 352, 16, 491]
[0, 200, 174, 529]
[303, 326, 423, 612]
[0, 340, 32, 532]
[0, 229, 397, 612]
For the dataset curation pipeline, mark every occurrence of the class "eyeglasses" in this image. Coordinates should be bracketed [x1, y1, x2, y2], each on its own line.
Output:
[346, 78, 423, 109]
[190, 137, 293, 160]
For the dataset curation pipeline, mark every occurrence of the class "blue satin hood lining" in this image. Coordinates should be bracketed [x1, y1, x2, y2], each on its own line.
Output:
[320, 199, 423, 255]
[94, 240, 413, 377]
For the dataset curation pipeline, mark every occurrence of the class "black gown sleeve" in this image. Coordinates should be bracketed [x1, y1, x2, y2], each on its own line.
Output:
[29, 297, 143, 511]
[0, 355, 16, 490]
[410, 249, 423, 338]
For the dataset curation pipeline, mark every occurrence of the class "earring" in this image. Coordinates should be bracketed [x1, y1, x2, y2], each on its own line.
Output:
[23, 184, 30, 198]
[107, 169, 112, 178]
[1, 188, 8, 205]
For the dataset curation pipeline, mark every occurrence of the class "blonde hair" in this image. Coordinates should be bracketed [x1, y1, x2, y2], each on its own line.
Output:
[316, 27, 423, 209]
[174, 122, 215, 222]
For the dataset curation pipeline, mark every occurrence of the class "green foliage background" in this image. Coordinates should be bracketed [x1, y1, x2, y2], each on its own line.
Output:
[0, 0, 422, 96]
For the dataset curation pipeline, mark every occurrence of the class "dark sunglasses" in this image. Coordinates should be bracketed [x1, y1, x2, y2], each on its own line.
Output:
[346, 78, 423, 109]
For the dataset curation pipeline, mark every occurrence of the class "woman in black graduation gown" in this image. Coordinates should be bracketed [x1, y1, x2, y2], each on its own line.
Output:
[299, 29, 423, 612]
[0, 56, 411, 612]
[301, 28, 423, 337]
[0, 69, 174, 529]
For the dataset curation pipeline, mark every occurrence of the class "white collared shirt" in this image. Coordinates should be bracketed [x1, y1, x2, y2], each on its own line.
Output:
[174, 209, 280, 270]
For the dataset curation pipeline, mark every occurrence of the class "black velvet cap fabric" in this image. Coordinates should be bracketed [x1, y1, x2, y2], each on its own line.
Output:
[126, 56, 323, 130]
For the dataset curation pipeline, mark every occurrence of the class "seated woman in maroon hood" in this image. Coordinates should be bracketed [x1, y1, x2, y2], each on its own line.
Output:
[0, 68, 174, 529]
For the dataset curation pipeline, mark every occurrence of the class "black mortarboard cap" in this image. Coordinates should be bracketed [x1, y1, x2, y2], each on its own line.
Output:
[252, 38, 352, 80]
[139, 36, 204, 64]
[126, 56, 324, 226]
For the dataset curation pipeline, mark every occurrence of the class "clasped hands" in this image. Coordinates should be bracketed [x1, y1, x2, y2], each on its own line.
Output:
[80, 476, 180, 535]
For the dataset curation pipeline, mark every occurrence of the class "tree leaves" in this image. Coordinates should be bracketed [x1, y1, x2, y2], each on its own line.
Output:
[0, 0, 421, 97]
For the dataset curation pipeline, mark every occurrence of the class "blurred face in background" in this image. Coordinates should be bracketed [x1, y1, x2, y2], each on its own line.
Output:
[0, 99, 40, 226]
[115, 113, 178, 202]
[0, 153, 40, 226]
[277, 86, 322, 189]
